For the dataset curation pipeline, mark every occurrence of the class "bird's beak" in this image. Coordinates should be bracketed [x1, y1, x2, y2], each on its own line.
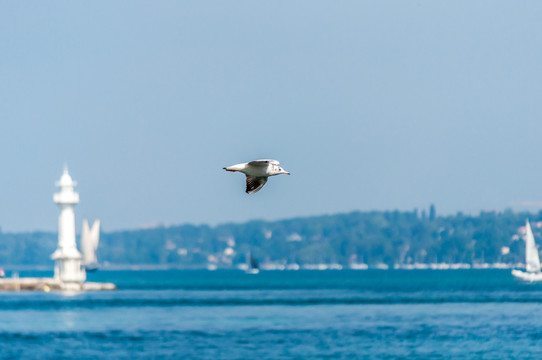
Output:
[283, 171, 290, 175]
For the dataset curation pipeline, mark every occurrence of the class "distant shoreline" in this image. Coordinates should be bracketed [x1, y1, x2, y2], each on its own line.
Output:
[0, 263, 525, 272]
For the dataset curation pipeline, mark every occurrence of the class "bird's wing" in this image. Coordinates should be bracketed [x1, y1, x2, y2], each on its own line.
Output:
[248, 159, 279, 167]
[245, 176, 268, 194]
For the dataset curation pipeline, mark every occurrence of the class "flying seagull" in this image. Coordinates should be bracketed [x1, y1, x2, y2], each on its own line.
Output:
[223, 159, 290, 194]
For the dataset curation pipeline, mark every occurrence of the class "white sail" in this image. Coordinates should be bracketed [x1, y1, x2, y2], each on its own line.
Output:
[81, 219, 100, 265]
[525, 220, 540, 273]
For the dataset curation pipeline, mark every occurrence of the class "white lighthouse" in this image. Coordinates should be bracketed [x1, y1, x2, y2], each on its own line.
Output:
[51, 166, 86, 283]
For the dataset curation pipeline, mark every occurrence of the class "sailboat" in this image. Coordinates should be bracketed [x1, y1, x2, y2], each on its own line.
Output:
[246, 252, 260, 274]
[512, 220, 542, 282]
[81, 219, 100, 272]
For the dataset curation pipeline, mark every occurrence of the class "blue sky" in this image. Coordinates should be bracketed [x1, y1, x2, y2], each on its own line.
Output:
[1, 2, 542, 232]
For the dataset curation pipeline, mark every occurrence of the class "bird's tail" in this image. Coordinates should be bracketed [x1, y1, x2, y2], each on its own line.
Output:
[223, 164, 244, 172]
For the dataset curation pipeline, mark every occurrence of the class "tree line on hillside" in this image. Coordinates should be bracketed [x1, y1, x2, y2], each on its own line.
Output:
[0, 207, 539, 267]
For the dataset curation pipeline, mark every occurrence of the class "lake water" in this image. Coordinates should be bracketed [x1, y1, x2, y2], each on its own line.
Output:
[1, 269, 542, 359]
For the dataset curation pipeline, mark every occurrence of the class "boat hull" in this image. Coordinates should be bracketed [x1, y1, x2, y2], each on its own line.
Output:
[511, 269, 542, 282]
[84, 264, 99, 272]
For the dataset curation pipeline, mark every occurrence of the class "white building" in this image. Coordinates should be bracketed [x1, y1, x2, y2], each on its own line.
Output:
[50, 167, 86, 283]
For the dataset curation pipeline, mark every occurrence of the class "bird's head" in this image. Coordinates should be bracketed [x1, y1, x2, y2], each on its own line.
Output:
[278, 166, 290, 175]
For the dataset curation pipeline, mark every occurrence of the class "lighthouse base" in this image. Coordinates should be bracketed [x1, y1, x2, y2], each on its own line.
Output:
[51, 248, 86, 283]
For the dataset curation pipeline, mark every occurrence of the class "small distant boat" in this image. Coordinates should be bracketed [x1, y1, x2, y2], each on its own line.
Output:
[0, 268, 5, 278]
[512, 220, 542, 282]
[81, 219, 100, 272]
[84, 263, 99, 272]
[207, 264, 218, 271]
[246, 252, 260, 274]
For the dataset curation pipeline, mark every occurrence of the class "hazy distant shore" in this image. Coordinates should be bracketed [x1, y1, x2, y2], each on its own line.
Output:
[0, 262, 526, 272]
[0, 209, 538, 270]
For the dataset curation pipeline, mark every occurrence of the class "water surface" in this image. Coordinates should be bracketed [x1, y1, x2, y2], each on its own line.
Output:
[2, 269, 542, 359]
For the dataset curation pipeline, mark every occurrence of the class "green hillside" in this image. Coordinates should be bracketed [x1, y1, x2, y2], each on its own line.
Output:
[0, 207, 537, 268]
